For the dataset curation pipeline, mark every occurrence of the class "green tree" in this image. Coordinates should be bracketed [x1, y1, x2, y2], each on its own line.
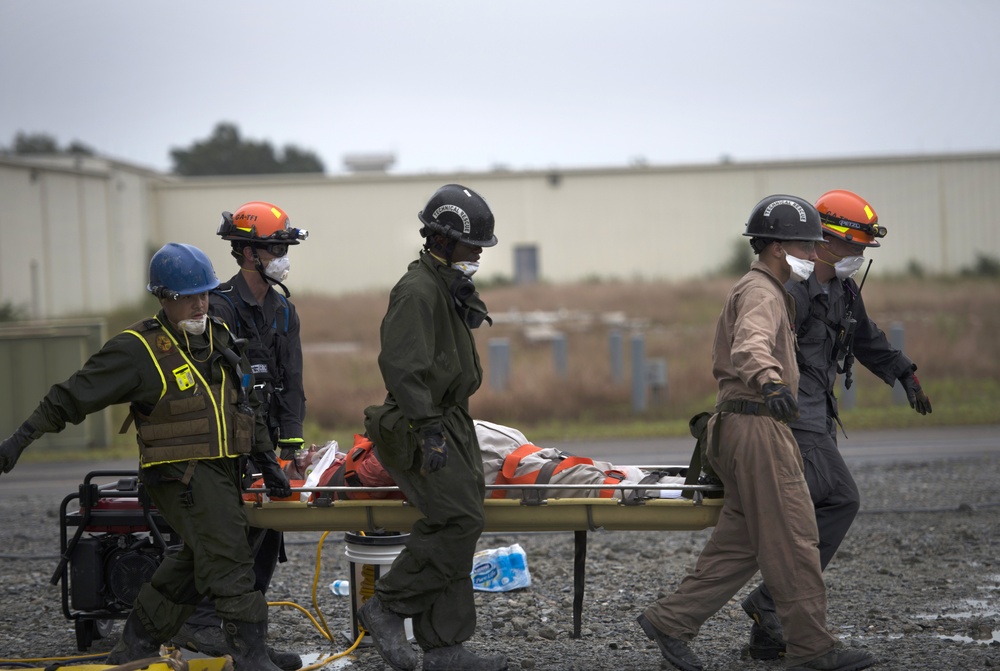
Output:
[170, 122, 325, 176]
[9, 132, 94, 156]
[13, 132, 59, 154]
[0, 301, 25, 322]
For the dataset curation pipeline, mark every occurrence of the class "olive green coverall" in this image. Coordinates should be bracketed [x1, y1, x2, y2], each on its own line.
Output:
[26, 313, 273, 641]
[364, 252, 488, 652]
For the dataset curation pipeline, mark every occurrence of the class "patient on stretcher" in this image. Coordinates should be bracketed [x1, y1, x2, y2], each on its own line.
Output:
[272, 420, 686, 503]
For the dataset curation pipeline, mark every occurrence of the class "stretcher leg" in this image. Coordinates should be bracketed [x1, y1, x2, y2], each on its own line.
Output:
[573, 530, 586, 639]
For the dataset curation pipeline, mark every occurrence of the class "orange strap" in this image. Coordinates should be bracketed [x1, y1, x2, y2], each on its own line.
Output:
[492, 444, 619, 499]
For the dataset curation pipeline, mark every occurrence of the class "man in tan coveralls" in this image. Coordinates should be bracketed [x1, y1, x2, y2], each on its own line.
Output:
[636, 195, 877, 671]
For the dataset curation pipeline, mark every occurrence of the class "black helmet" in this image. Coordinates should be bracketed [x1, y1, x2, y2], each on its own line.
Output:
[743, 195, 824, 243]
[418, 184, 498, 247]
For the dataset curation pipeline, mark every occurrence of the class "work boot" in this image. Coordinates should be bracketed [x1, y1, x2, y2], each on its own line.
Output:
[171, 622, 228, 656]
[221, 619, 285, 671]
[357, 595, 417, 671]
[422, 644, 507, 671]
[266, 646, 303, 671]
[636, 613, 704, 671]
[747, 622, 786, 660]
[741, 587, 784, 642]
[172, 621, 301, 670]
[786, 647, 877, 671]
[106, 610, 162, 664]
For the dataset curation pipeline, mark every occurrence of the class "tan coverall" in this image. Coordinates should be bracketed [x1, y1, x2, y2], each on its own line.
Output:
[643, 260, 838, 664]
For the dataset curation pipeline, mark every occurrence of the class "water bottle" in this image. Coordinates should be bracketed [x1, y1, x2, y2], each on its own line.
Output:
[471, 544, 531, 592]
[330, 579, 351, 596]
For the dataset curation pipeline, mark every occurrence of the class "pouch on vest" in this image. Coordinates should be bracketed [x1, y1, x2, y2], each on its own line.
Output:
[682, 411, 724, 499]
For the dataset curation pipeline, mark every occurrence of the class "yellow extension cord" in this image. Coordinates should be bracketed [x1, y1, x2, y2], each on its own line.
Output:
[0, 531, 367, 671]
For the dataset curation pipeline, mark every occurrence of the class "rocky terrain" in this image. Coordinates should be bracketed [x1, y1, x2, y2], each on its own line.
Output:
[1, 454, 998, 670]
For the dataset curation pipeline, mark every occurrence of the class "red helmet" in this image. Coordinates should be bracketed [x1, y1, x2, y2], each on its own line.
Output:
[216, 201, 308, 245]
[815, 190, 885, 247]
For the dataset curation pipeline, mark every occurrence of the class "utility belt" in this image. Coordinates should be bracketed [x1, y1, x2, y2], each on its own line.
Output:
[715, 399, 771, 417]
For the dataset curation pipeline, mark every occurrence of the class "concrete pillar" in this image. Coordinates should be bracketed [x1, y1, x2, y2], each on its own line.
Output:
[488, 338, 510, 391]
[552, 333, 568, 378]
[609, 329, 624, 384]
[631, 332, 647, 412]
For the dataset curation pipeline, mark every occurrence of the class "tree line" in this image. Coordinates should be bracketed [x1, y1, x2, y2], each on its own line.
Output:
[1, 122, 325, 176]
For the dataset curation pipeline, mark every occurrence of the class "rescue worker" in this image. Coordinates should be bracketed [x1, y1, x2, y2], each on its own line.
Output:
[0, 243, 292, 671]
[636, 195, 877, 671]
[359, 184, 507, 671]
[741, 190, 932, 659]
[172, 201, 307, 671]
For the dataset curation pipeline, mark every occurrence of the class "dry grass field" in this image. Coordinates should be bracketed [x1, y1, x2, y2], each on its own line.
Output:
[293, 275, 1000, 446]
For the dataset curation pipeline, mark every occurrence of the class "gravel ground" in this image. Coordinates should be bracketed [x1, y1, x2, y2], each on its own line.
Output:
[1, 455, 998, 670]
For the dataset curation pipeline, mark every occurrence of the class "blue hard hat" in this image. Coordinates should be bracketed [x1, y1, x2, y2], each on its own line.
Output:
[148, 243, 220, 299]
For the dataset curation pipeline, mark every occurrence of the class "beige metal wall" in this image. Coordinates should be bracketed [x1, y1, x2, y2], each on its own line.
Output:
[153, 153, 1000, 299]
[0, 156, 157, 319]
[2, 152, 998, 319]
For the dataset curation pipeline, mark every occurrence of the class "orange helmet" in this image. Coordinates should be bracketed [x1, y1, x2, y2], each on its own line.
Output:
[815, 190, 886, 247]
[216, 201, 308, 245]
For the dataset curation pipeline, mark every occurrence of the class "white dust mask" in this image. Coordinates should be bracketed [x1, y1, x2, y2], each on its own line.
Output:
[785, 252, 815, 283]
[178, 316, 208, 336]
[452, 261, 480, 277]
[265, 257, 291, 282]
[834, 255, 866, 280]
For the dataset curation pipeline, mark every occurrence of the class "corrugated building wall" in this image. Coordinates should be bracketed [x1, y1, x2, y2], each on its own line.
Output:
[0, 156, 158, 318]
[1, 152, 998, 319]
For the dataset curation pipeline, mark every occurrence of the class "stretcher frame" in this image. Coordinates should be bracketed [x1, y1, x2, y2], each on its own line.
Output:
[244, 471, 723, 638]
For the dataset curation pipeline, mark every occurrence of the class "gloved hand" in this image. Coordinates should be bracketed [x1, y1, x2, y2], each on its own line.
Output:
[277, 438, 304, 461]
[0, 422, 39, 474]
[761, 380, 800, 423]
[252, 450, 293, 498]
[899, 372, 932, 415]
[419, 424, 448, 476]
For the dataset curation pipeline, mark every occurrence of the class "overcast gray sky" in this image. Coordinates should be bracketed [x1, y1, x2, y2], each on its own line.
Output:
[2, 0, 998, 175]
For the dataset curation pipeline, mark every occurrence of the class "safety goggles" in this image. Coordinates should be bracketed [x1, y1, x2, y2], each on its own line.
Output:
[256, 243, 288, 257]
[782, 240, 817, 254]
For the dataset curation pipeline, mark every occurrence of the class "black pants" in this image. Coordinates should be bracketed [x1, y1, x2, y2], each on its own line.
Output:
[756, 419, 860, 607]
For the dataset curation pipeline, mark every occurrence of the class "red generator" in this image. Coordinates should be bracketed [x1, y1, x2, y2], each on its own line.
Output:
[52, 470, 179, 651]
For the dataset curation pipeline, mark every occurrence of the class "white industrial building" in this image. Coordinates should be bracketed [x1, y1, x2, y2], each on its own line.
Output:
[1, 151, 999, 319]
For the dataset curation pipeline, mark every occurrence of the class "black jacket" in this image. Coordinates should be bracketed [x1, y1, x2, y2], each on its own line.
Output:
[786, 274, 914, 433]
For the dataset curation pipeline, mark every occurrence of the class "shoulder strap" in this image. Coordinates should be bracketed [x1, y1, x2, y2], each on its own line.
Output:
[276, 293, 290, 333]
[212, 286, 242, 332]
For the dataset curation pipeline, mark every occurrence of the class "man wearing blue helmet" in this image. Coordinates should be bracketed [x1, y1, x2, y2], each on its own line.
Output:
[0, 243, 291, 671]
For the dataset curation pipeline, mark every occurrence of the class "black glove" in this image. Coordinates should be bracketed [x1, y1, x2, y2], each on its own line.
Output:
[277, 438, 303, 461]
[252, 450, 293, 498]
[0, 422, 39, 474]
[899, 372, 932, 415]
[761, 381, 800, 423]
[419, 424, 448, 476]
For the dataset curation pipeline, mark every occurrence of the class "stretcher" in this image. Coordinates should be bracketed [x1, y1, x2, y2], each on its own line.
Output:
[244, 475, 723, 637]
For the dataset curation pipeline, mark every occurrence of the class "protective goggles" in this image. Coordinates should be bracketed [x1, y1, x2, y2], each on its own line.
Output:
[255, 243, 288, 257]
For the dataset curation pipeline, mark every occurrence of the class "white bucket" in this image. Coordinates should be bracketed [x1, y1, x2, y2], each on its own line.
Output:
[343, 531, 413, 644]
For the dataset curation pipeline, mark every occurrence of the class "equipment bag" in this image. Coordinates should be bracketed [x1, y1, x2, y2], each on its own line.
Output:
[682, 411, 724, 499]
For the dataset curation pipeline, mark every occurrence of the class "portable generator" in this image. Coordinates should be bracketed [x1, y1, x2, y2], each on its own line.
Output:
[51, 470, 179, 651]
